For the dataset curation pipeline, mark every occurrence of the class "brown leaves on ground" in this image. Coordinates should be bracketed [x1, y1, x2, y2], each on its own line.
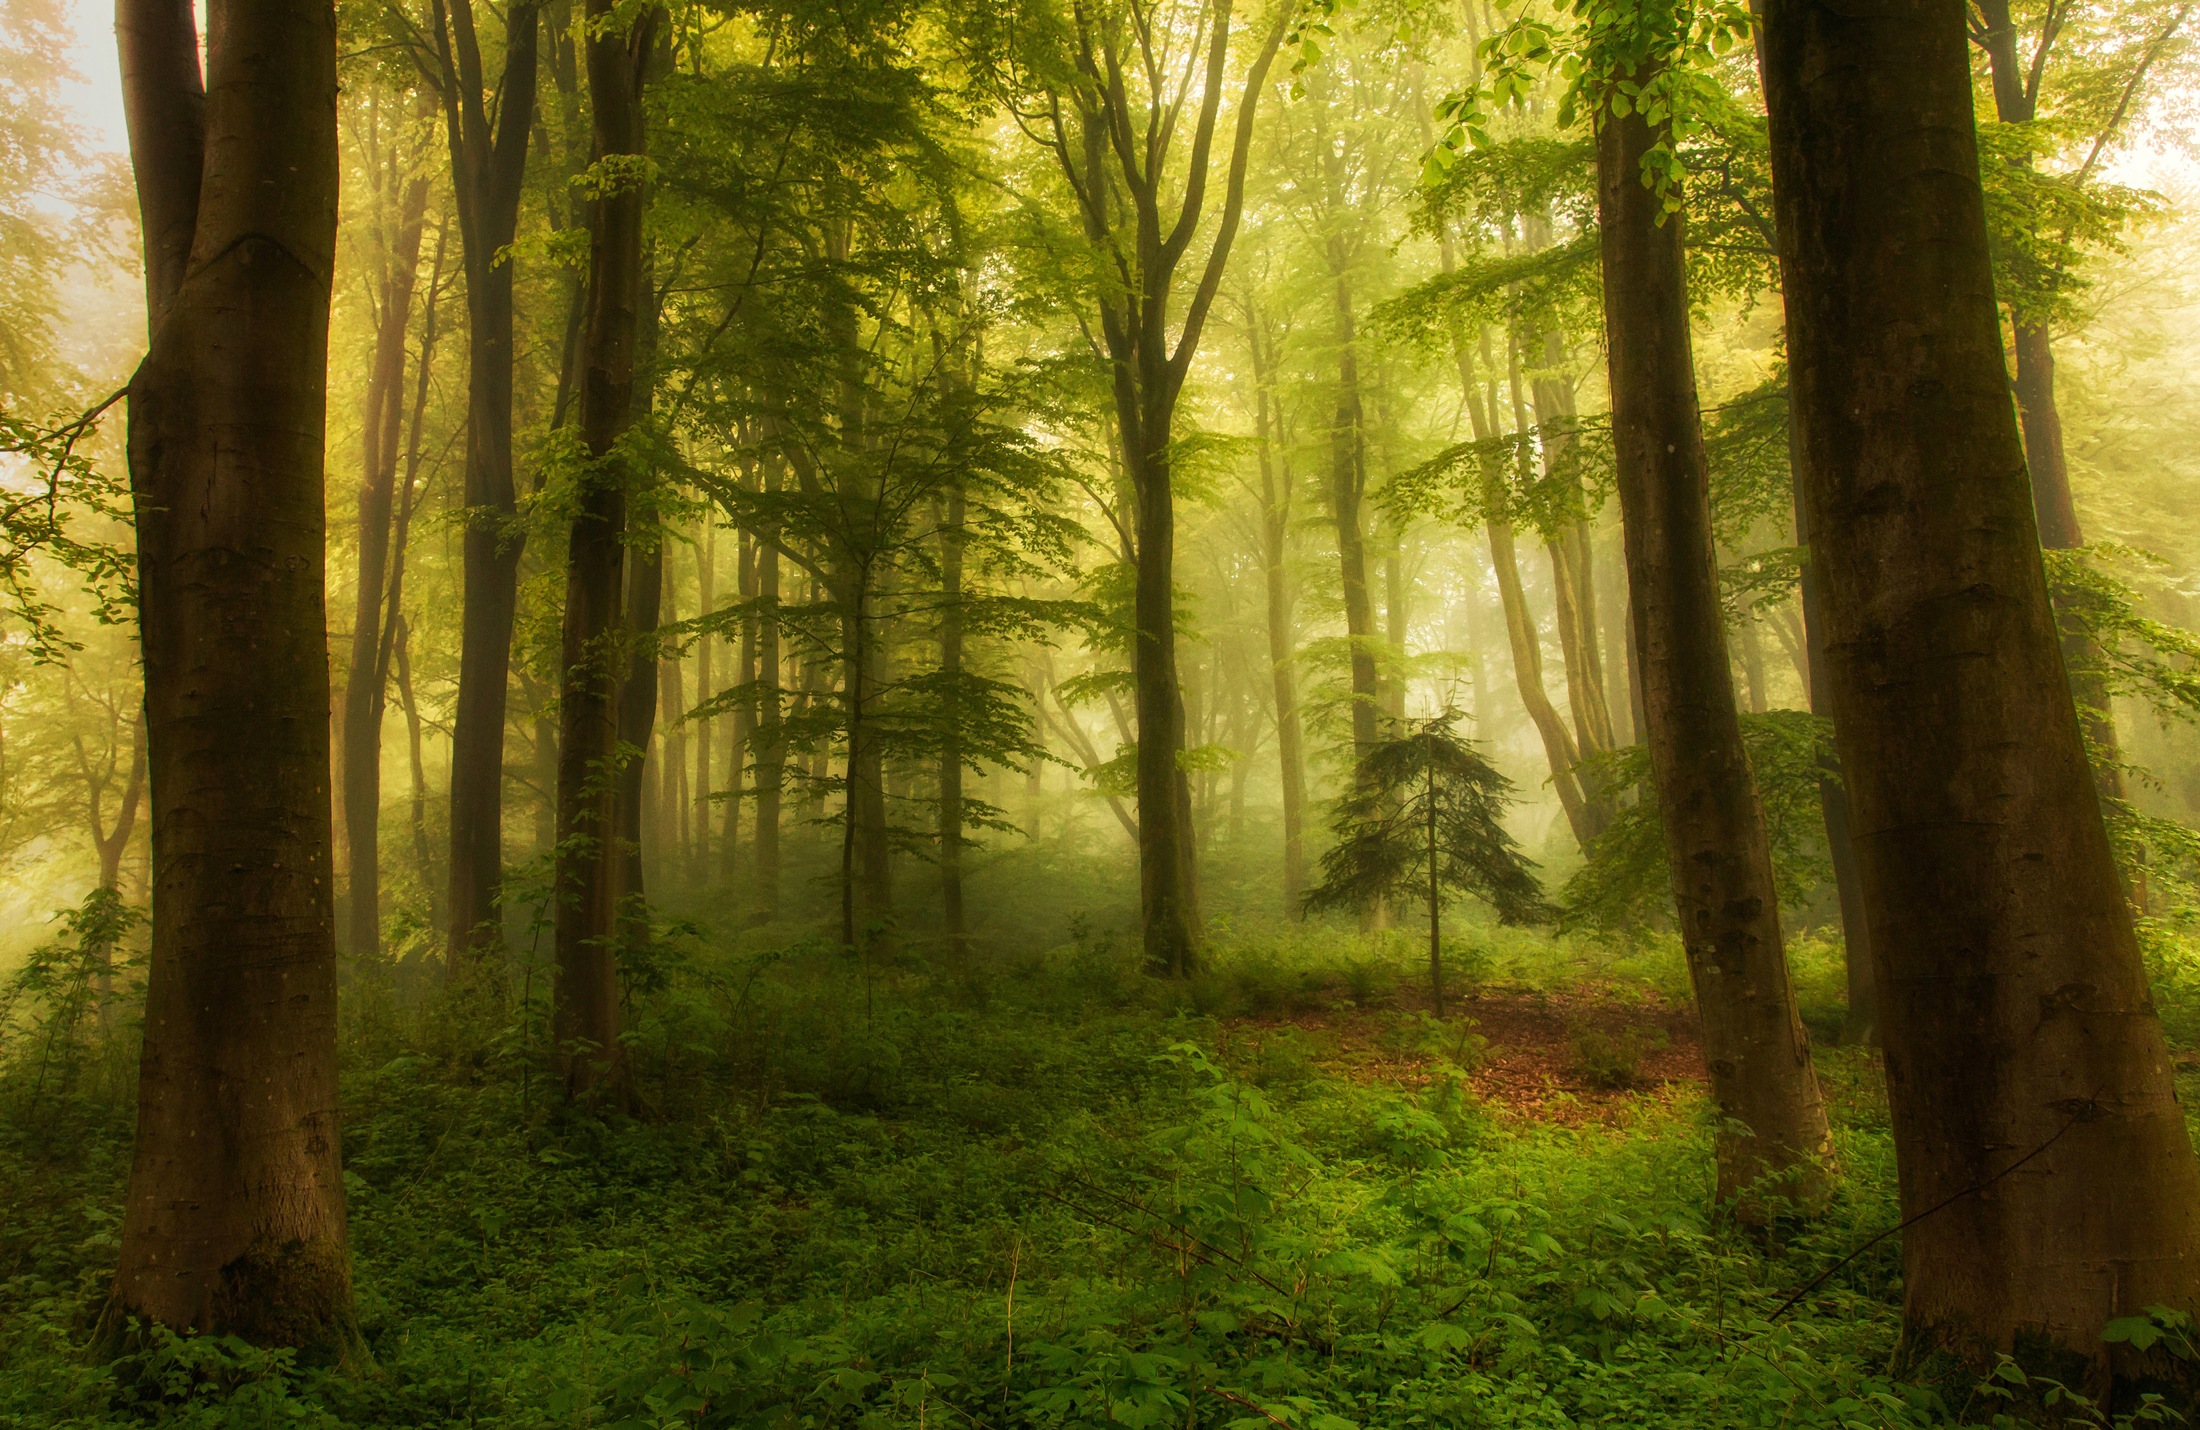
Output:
[1219, 983, 1707, 1128]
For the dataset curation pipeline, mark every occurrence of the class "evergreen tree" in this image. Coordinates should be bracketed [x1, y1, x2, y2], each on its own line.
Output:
[1304, 712, 1547, 1016]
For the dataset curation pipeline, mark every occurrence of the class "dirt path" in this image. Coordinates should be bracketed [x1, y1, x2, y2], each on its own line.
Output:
[1223, 985, 1709, 1126]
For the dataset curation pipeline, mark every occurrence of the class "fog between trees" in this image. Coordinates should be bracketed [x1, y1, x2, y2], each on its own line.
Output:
[5, 0, 2200, 1423]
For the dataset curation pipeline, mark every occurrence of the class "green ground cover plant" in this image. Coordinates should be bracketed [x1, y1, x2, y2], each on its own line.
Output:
[15, 894, 2197, 1428]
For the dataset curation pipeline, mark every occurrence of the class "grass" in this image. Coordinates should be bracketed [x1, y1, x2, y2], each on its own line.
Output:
[0, 890, 2192, 1428]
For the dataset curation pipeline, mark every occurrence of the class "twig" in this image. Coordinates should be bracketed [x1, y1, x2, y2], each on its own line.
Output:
[1204, 1386, 1294, 1429]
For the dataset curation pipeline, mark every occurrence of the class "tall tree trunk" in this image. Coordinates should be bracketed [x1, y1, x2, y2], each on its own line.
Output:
[395, 618, 434, 895]
[690, 517, 714, 880]
[1597, 93, 1832, 1219]
[752, 490, 783, 917]
[437, 0, 540, 971]
[1762, 0, 2200, 1361]
[1051, 6, 1284, 976]
[1527, 333, 1618, 785]
[378, 223, 446, 924]
[938, 485, 968, 953]
[342, 140, 430, 960]
[1488, 513, 1591, 841]
[841, 569, 891, 942]
[105, 0, 355, 1353]
[1328, 272, 1381, 756]
[1793, 474, 1875, 1044]
[1128, 419, 1200, 975]
[1481, 340, 1593, 842]
[1248, 330, 1305, 909]
[613, 496, 661, 958]
[656, 600, 686, 869]
[722, 525, 757, 887]
[1737, 613, 1768, 713]
[551, 0, 652, 1105]
[1971, 3, 2132, 819]
[93, 716, 147, 893]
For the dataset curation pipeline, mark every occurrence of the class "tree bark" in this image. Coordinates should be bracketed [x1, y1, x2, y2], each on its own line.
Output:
[551, 0, 653, 1105]
[1597, 95, 1832, 1219]
[1762, 0, 2200, 1361]
[435, 0, 539, 971]
[105, 0, 356, 1354]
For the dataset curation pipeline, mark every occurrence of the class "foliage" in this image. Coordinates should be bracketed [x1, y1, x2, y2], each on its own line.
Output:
[0, 887, 144, 1114]
[1431, 0, 1757, 212]
[2047, 545, 2200, 910]
[1563, 711, 1836, 934]
[0, 913, 1961, 1430]
[1303, 713, 1552, 930]
[0, 397, 138, 662]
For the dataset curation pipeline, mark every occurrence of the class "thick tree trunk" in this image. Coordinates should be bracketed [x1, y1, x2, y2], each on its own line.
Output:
[105, 0, 356, 1354]
[1597, 97, 1832, 1219]
[1762, 0, 2200, 1361]
[439, 0, 539, 971]
[551, 1, 651, 1105]
[342, 151, 429, 960]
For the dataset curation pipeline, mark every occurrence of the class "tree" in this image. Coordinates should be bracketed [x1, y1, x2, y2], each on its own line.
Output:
[550, 0, 657, 1105]
[1577, 11, 1832, 1217]
[1425, 3, 1835, 1216]
[1761, 0, 2200, 1367]
[339, 95, 436, 961]
[102, 0, 356, 1355]
[1969, 0, 2194, 842]
[1303, 712, 1547, 1016]
[1237, 291, 1308, 908]
[1003, 0, 1289, 976]
[415, 0, 541, 969]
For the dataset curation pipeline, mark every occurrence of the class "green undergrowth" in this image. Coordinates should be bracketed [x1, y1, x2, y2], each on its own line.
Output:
[1, 909, 2190, 1428]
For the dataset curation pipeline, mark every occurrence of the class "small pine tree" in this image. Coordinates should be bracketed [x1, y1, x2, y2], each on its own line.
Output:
[1304, 713, 1551, 1016]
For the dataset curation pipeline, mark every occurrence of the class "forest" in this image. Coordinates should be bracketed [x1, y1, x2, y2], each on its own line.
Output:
[2, 0, 2199, 1423]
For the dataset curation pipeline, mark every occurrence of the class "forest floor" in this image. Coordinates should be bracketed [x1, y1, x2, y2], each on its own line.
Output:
[0, 914, 2183, 1428]
[1223, 985, 1706, 1126]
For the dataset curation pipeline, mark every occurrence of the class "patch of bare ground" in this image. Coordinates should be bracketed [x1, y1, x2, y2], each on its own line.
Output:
[1221, 983, 1708, 1128]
